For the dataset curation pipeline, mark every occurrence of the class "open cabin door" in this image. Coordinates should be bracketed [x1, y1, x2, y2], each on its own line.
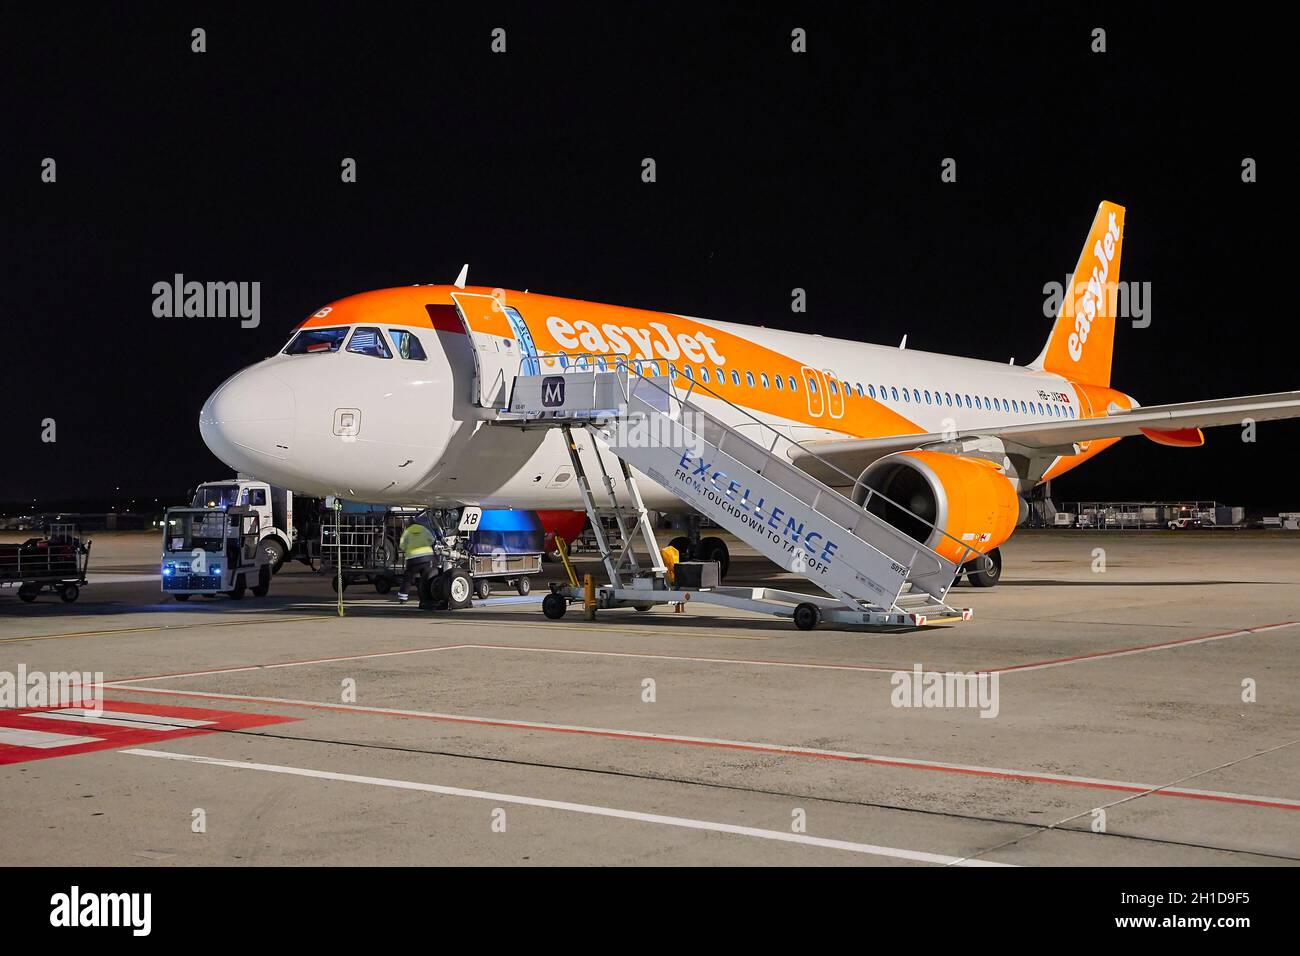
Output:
[450, 293, 545, 409]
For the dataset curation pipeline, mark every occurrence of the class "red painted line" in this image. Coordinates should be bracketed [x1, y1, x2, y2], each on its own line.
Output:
[110, 685, 1300, 812]
[0, 699, 296, 765]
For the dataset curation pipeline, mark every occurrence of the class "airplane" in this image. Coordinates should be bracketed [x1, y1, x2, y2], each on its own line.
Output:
[199, 201, 1300, 587]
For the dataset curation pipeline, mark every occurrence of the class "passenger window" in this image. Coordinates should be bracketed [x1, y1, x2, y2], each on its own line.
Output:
[891, 387, 899, 401]
[683, 366, 694, 380]
[856, 383, 864, 397]
[284, 327, 348, 355]
[945, 393, 953, 406]
[924, 390, 932, 405]
[388, 329, 428, 360]
[775, 374, 783, 390]
[807, 377, 818, 395]
[700, 368, 710, 383]
[347, 327, 392, 358]
[828, 380, 838, 395]
[902, 388, 910, 402]
[731, 370, 740, 386]
[745, 371, 755, 387]
[760, 373, 769, 388]
[788, 376, 798, 391]
[867, 384, 876, 399]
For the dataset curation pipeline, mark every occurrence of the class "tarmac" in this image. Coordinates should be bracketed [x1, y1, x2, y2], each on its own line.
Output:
[1, 528, 1297, 866]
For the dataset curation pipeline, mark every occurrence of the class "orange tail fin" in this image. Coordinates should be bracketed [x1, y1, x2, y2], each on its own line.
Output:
[1032, 201, 1126, 387]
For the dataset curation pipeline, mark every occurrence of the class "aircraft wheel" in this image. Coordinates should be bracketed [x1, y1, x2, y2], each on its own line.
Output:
[444, 570, 473, 610]
[696, 536, 730, 578]
[793, 602, 821, 631]
[965, 548, 1002, 588]
[542, 593, 567, 619]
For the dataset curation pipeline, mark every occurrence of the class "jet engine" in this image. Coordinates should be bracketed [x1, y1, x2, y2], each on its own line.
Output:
[853, 450, 1020, 565]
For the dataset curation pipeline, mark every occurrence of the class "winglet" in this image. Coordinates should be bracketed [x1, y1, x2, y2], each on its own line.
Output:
[453, 264, 469, 289]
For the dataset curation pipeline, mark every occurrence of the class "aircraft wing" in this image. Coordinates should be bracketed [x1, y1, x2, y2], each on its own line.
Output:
[787, 390, 1300, 478]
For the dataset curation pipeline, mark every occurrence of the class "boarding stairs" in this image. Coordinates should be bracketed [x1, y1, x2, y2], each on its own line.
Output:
[495, 361, 976, 628]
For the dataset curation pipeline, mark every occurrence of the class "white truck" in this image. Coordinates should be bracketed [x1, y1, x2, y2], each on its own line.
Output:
[190, 477, 314, 572]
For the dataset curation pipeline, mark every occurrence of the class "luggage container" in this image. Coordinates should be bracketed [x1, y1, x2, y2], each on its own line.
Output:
[0, 524, 90, 603]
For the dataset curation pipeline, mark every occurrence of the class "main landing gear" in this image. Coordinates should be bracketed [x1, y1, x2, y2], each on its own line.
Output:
[666, 533, 730, 579]
[962, 547, 1002, 588]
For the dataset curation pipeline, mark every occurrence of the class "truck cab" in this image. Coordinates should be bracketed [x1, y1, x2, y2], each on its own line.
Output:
[191, 477, 307, 572]
[161, 505, 271, 600]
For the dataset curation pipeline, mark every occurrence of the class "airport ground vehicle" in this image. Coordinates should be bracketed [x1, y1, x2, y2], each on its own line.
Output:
[161, 506, 271, 600]
[319, 506, 543, 601]
[191, 477, 320, 572]
[454, 507, 544, 599]
[0, 524, 90, 603]
[510, 364, 975, 629]
[319, 507, 409, 593]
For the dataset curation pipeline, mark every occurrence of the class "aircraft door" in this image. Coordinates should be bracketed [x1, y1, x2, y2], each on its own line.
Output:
[451, 293, 539, 408]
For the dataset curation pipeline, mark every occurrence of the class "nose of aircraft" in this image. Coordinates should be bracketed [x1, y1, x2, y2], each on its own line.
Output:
[199, 364, 297, 473]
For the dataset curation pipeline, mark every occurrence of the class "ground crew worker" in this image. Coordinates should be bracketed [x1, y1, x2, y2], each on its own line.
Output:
[397, 515, 442, 603]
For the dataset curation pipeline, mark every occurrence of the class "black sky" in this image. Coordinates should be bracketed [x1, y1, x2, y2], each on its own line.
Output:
[1, 3, 1288, 509]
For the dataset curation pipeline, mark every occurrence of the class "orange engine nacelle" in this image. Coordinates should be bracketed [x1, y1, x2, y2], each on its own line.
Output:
[853, 451, 1020, 565]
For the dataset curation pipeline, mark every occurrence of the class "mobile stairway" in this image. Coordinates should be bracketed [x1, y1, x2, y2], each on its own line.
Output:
[496, 359, 979, 630]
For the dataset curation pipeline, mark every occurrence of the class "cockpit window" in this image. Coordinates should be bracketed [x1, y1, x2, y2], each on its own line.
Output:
[388, 329, 428, 360]
[284, 327, 348, 355]
[347, 327, 392, 359]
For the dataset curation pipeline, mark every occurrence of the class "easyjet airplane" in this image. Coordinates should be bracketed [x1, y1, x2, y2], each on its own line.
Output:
[199, 201, 1300, 585]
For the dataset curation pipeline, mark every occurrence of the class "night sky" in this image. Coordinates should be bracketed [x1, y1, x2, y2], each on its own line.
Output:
[2, 4, 1287, 510]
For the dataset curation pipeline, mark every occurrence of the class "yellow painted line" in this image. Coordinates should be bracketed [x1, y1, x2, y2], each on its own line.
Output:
[0, 614, 336, 646]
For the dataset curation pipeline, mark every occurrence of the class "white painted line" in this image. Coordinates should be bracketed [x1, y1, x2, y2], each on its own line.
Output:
[464, 643, 900, 673]
[106, 684, 1300, 811]
[87, 573, 159, 584]
[0, 728, 103, 749]
[108, 644, 474, 685]
[124, 748, 1009, 866]
[105, 641, 894, 686]
[991, 621, 1300, 675]
[29, 709, 215, 730]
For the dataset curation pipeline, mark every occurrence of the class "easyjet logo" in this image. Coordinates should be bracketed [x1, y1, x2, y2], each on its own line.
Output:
[1067, 211, 1121, 362]
[545, 316, 727, 366]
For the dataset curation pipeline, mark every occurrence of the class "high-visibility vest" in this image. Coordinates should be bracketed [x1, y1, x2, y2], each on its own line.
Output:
[400, 523, 436, 559]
